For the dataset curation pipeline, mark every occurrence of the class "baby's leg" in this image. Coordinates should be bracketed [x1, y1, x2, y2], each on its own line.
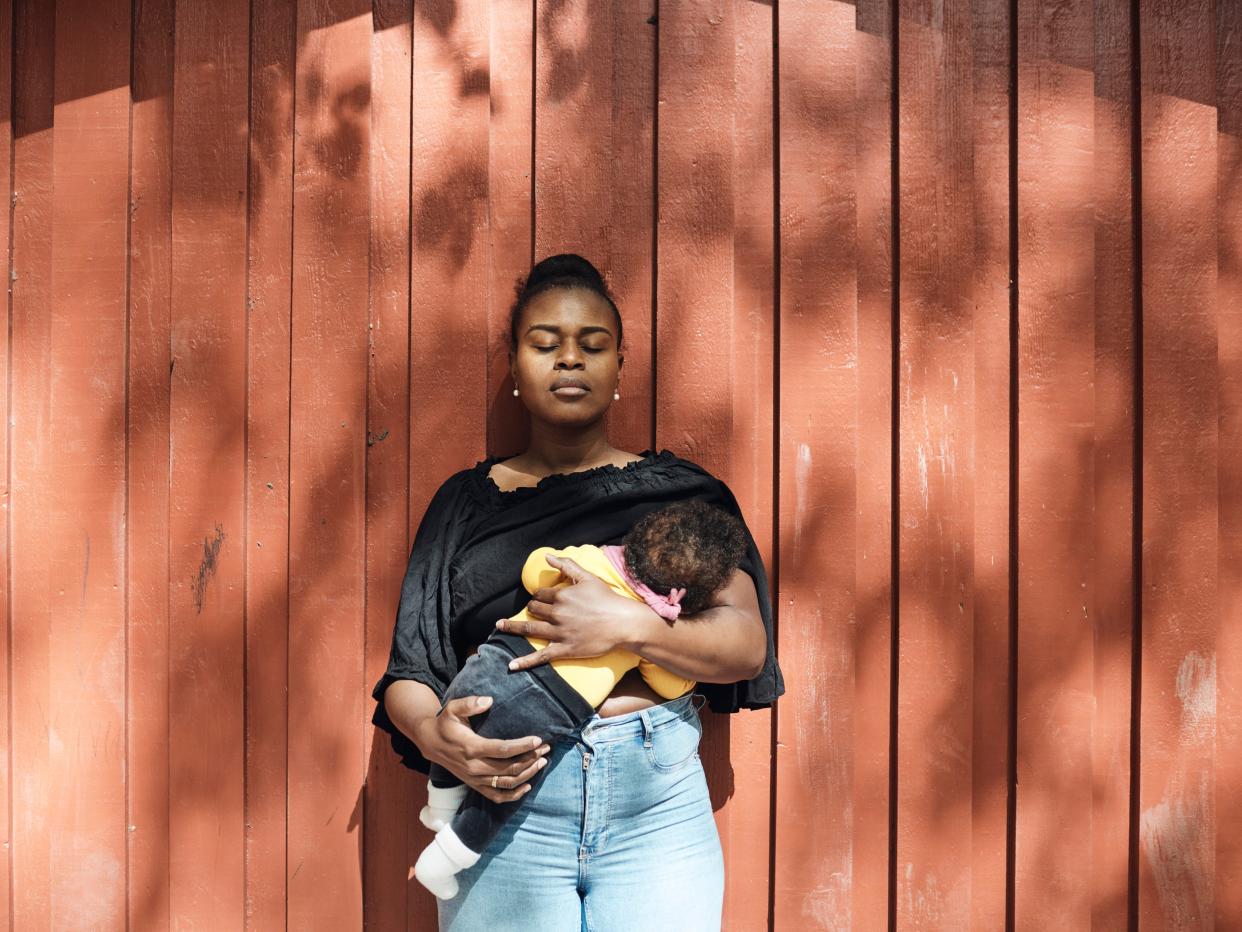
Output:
[419, 763, 467, 832]
[414, 639, 587, 899]
[415, 646, 516, 834]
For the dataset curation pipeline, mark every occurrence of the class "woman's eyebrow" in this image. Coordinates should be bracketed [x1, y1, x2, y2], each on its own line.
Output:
[524, 324, 613, 338]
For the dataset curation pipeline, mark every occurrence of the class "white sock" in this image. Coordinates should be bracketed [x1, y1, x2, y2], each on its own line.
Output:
[413, 825, 481, 900]
[419, 784, 468, 832]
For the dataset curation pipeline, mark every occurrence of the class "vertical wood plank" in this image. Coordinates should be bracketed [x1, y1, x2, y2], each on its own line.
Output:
[655, 0, 735, 474]
[970, 0, 1011, 926]
[854, 0, 898, 922]
[38, 0, 134, 925]
[653, 7, 772, 927]
[725, 2, 775, 927]
[1217, 2, 1242, 926]
[128, 0, 175, 926]
[1092, 0, 1137, 927]
[774, 1, 859, 927]
[9, 0, 55, 923]
[168, 0, 249, 926]
[486, 1, 534, 457]
[0, 0, 13, 923]
[533, 0, 654, 455]
[1138, 0, 1218, 926]
[896, 0, 977, 924]
[287, 2, 370, 928]
[1015, 0, 1097, 926]
[245, 0, 295, 926]
[407, 1, 493, 925]
[363, 1, 413, 928]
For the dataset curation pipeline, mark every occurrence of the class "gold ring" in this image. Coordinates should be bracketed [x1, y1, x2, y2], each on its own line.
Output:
[491, 775, 499, 789]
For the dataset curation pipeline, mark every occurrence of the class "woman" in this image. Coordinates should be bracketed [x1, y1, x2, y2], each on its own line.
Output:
[371, 254, 784, 931]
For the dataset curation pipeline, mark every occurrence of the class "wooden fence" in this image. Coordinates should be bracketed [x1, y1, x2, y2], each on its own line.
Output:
[2, 0, 1239, 928]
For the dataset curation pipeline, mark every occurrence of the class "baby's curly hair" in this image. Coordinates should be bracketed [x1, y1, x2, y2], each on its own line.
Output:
[622, 500, 747, 617]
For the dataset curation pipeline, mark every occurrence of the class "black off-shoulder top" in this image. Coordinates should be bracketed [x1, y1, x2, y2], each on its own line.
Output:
[370, 448, 784, 773]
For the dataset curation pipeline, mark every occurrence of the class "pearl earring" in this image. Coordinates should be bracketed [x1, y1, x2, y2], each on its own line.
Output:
[513, 388, 519, 397]
[613, 391, 620, 401]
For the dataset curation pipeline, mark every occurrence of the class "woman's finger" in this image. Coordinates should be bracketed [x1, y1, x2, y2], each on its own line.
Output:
[441, 694, 492, 720]
[469, 733, 546, 760]
[522, 596, 557, 620]
[474, 781, 533, 804]
[495, 616, 558, 639]
[543, 553, 588, 583]
[478, 747, 550, 780]
[507, 647, 557, 671]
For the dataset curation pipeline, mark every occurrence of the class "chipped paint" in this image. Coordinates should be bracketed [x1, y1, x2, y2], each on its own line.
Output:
[794, 442, 812, 549]
[1174, 651, 1215, 743]
[802, 868, 852, 932]
[192, 524, 226, 614]
[1140, 774, 1214, 929]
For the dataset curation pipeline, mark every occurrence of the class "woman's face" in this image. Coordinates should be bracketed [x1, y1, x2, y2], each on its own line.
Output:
[509, 287, 623, 428]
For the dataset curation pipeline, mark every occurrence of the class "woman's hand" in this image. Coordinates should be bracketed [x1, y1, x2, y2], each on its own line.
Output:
[495, 553, 659, 671]
[411, 694, 552, 803]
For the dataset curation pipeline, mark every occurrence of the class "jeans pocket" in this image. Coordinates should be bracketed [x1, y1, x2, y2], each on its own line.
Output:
[644, 714, 703, 773]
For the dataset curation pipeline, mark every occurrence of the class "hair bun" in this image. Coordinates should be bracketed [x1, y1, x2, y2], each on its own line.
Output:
[526, 254, 607, 292]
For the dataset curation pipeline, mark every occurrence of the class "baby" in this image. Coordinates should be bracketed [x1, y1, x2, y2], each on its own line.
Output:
[413, 499, 747, 899]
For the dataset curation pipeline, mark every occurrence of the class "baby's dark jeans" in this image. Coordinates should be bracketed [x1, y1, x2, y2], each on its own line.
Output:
[428, 631, 596, 853]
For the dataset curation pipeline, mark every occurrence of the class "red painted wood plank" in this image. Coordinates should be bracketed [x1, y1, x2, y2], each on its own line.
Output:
[168, 0, 249, 925]
[1091, 1, 1137, 928]
[1217, 3, 1242, 926]
[363, 2, 414, 928]
[774, 1, 859, 927]
[287, 3, 370, 927]
[31, 1, 134, 926]
[127, 0, 175, 926]
[970, 0, 1011, 927]
[655, 0, 736, 473]
[486, 1, 534, 458]
[1015, 0, 1097, 926]
[0, 1, 13, 924]
[407, 2, 494, 925]
[853, 1, 895, 926]
[1138, 0, 1219, 926]
[245, 0, 295, 927]
[896, 0, 976, 924]
[725, 2, 776, 928]
[9, 3, 55, 923]
[653, 8, 777, 927]
[534, 0, 654, 456]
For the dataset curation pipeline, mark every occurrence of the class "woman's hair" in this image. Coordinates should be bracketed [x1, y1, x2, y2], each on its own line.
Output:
[508, 254, 623, 353]
[622, 500, 747, 616]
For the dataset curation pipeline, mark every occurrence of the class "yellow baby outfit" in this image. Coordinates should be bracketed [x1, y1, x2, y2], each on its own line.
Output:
[510, 544, 695, 707]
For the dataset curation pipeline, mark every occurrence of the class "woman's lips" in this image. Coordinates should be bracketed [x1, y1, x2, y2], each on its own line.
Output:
[550, 385, 589, 397]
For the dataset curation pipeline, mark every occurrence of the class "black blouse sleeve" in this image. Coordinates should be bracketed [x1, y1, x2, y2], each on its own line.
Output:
[694, 476, 786, 713]
[369, 471, 469, 774]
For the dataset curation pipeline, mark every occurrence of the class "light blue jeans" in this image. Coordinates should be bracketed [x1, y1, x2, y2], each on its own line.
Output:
[436, 691, 724, 931]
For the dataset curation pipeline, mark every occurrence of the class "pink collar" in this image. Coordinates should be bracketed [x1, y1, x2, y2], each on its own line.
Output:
[602, 545, 686, 621]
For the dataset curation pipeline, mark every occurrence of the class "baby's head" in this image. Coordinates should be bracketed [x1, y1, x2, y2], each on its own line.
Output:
[621, 500, 747, 617]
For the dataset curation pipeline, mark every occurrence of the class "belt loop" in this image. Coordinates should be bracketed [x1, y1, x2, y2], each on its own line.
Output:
[639, 709, 653, 748]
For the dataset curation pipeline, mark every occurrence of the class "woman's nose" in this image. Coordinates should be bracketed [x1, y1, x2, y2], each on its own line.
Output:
[556, 345, 584, 367]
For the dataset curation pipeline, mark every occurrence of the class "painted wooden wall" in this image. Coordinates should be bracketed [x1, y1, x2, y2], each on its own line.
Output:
[2, 0, 1238, 929]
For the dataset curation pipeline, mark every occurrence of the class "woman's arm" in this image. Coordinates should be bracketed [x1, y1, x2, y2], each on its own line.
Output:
[498, 554, 767, 683]
[622, 566, 767, 682]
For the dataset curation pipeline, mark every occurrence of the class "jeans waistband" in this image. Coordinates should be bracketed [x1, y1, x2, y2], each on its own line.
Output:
[579, 691, 704, 745]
